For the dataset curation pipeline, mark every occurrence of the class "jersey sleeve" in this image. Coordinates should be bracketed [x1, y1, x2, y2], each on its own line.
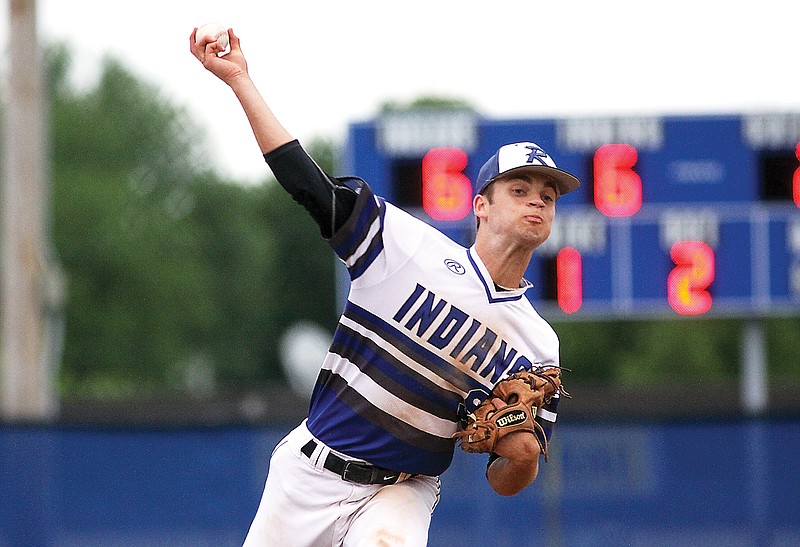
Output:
[264, 138, 388, 283]
[265, 140, 428, 285]
[536, 392, 559, 445]
[325, 178, 386, 281]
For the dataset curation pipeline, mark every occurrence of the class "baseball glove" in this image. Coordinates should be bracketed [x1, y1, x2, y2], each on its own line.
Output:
[453, 367, 565, 460]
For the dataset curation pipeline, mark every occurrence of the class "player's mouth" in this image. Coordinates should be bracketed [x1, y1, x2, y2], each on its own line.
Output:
[524, 214, 544, 224]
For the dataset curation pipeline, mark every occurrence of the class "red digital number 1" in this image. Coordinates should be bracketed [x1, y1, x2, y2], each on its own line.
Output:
[557, 247, 582, 314]
[593, 143, 642, 217]
[667, 241, 715, 315]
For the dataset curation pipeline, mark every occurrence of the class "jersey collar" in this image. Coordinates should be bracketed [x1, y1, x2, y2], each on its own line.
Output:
[466, 246, 532, 303]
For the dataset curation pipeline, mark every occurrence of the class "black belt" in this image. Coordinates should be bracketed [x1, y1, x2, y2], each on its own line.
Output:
[301, 440, 402, 486]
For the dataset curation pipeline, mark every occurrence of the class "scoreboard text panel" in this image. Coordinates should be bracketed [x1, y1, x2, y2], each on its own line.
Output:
[346, 112, 800, 318]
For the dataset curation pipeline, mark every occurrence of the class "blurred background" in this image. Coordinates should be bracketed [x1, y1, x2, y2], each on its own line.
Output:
[1, 0, 799, 545]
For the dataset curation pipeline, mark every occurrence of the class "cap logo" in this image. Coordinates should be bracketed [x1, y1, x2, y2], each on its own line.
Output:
[498, 142, 558, 173]
[525, 144, 551, 165]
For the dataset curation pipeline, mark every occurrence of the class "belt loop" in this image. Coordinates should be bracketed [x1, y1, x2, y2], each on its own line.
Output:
[301, 439, 327, 471]
[315, 444, 330, 472]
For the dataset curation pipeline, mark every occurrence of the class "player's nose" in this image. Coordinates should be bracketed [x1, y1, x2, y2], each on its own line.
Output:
[528, 194, 546, 207]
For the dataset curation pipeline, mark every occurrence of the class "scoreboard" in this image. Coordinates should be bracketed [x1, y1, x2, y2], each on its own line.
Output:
[344, 111, 800, 319]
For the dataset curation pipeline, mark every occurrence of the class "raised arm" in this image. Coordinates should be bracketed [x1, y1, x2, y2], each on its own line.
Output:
[189, 27, 357, 238]
[189, 27, 292, 155]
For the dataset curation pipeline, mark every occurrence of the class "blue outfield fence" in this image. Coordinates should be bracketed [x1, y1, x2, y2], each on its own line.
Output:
[2, 419, 799, 546]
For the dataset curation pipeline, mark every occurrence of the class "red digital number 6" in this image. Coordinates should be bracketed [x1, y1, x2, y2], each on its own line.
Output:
[793, 141, 799, 208]
[422, 148, 473, 221]
[593, 143, 642, 217]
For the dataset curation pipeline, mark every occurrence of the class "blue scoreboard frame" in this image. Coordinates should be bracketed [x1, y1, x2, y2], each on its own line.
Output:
[344, 111, 800, 319]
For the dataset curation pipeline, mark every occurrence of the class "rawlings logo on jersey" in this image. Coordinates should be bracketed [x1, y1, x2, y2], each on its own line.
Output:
[444, 258, 465, 275]
[495, 409, 528, 428]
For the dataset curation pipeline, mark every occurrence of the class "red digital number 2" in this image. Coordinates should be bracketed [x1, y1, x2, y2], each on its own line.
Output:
[668, 241, 715, 315]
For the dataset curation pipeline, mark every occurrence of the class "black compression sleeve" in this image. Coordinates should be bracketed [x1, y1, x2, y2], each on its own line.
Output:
[264, 140, 357, 238]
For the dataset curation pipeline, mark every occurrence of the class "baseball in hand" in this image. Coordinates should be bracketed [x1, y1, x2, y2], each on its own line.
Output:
[195, 22, 230, 51]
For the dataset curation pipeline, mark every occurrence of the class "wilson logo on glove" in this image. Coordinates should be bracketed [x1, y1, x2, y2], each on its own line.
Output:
[496, 409, 529, 428]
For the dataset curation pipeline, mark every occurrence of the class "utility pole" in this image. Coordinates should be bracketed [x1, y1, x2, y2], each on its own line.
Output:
[1, 0, 60, 420]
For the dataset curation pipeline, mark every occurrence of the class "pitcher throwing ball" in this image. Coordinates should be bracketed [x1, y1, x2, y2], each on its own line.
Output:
[190, 26, 579, 547]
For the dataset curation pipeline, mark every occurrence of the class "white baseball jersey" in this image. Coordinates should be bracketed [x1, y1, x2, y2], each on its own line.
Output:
[306, 179, 561, 476]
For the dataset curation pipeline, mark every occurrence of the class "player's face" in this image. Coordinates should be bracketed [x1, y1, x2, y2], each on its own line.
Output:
[476, 173, 557, 248]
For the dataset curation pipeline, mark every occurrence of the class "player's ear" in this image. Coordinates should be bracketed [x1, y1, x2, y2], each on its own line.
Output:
[474, 193, 489, 223]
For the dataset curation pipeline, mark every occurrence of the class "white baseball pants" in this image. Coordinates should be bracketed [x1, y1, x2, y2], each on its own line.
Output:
[243, 421, 441, 547]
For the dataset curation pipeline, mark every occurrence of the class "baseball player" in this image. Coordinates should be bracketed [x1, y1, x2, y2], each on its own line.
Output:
[190, 27, 579, 547]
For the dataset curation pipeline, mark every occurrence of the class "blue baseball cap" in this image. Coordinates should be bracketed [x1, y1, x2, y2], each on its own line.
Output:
[475, 142, 581, 196]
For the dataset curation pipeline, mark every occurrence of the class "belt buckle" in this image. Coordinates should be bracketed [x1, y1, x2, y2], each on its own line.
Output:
[341, 461, 374, 485]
